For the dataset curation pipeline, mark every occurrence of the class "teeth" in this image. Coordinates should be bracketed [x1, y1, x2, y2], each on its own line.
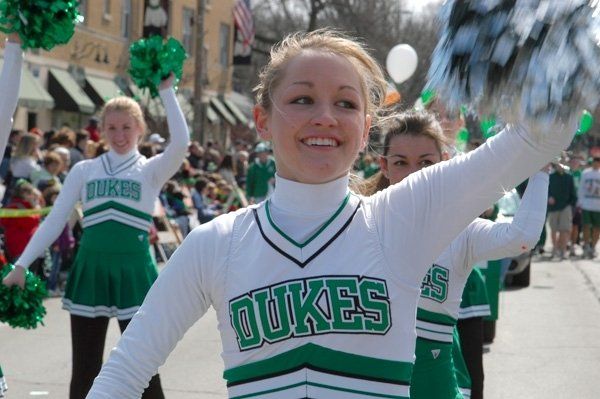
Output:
[304, 137, 338, 147]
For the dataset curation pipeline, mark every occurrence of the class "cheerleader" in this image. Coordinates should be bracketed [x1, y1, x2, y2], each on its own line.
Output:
[83, 30, 570, 399]
[3, 75, 189, 399]
[363, 112, 548, 398]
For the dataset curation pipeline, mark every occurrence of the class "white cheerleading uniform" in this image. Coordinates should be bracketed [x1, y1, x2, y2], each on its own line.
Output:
[0, 41, 23, 162]
[416, 172, 548, 342]
[16, 87, 188, 270]
[87, 123, 571, 399]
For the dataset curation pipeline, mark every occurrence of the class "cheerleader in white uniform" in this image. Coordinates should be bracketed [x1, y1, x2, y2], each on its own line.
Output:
[3, 75, 189, 399]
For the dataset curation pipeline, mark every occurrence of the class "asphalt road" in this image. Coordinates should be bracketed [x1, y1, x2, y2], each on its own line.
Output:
[2, 254, 600, 398]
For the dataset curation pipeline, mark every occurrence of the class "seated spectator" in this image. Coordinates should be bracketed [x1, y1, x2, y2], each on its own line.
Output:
[163, 180, 191, 238]
[42, 185, 74, 296]
[0, 181, 41, 262]
[191, 178, 220, 224]
[30, 152, 63, 190]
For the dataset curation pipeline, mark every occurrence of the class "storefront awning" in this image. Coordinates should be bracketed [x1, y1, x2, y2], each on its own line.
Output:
[223, 98, 248, 125]
[48, 68, 95, 114]
[0, 59, 54, 109]
[210, 97, 236, 125]
[84, 75, 123, 106]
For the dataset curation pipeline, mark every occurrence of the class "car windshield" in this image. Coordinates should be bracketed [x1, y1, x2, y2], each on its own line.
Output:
[497, 189, 520, 217]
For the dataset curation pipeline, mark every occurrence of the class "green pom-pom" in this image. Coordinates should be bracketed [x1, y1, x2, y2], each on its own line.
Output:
[0, 0, 82, 50]
[129, 35, 187, 98]
[0, 263, 47, 329]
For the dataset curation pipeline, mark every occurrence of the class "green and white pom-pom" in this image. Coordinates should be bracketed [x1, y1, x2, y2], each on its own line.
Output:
[0, 0, 82, 50]
[0, 264, 47, 329]
[129, 35, 187, 98]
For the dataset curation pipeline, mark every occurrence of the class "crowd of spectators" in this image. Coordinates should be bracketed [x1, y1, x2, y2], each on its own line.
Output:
[0, 119, 276, 297]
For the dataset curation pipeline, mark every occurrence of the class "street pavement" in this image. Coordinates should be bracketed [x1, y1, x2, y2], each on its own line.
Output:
[2, 254, 600, 398]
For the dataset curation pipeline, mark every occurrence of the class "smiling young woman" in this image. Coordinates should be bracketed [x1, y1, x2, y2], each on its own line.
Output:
[3, 75, 189, 399]
[85, 29, 572, 399]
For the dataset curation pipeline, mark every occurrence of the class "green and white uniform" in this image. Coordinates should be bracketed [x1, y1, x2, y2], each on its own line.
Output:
[411, 172, 548, 399]
[454, 267, 491, 398]
[16, 87, 189, 319]
[86, 124, 570, 399]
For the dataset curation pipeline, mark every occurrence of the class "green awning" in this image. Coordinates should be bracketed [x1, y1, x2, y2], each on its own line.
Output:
[223, 98, 248, 125]
[210, 97, 236, 125]
[85, 75, 123, 106]
[48, 68, 95, 114]
[0, 59, 54, 109]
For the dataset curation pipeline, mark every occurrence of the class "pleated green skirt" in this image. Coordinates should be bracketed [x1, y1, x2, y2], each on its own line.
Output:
[62, 221, 158, 320]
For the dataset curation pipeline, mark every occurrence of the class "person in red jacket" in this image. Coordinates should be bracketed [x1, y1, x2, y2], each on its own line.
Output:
[0, 181, 41, 262]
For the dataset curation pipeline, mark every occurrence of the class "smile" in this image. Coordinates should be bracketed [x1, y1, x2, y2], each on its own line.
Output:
[302, 137, 339, 147]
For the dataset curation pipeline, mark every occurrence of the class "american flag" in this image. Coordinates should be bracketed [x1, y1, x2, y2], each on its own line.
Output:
[233, 0, 254, 46]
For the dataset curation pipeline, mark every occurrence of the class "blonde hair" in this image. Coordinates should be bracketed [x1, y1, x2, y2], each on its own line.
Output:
[13, 133, 40, 159]
[254, 29, 387, 122]
[99, 96, 147, 136]
[361, 111, 447, 196]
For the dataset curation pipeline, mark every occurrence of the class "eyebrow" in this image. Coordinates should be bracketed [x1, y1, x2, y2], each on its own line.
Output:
[387, 153, 437, 159]
[291, 81, 359, 93]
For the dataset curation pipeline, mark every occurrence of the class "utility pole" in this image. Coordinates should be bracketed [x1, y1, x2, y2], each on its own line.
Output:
[193, 0, 206, 144]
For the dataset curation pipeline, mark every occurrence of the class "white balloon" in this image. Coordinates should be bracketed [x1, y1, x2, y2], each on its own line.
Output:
[386, 44, 418, 84]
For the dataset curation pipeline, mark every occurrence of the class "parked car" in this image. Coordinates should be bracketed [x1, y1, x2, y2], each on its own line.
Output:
[495, 188, 534, 288]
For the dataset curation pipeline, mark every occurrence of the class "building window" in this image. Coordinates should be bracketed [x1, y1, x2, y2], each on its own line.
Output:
[219, 23, 230, 68]
[121, 0, 131, 38]
[182, 7, 194, 54]
[104, 0, 110, 15]
[78, 0, 87, 24]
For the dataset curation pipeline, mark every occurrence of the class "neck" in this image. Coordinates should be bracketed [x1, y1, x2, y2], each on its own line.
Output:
[270, 174, 349, 215]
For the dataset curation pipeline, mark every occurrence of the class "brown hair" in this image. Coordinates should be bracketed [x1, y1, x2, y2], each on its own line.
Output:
[254, 29, 387, 122]
[43, 151, 63, 168]
[360, 111, 447, 195]
[99, 96, 147, 137]
[13, 133, 40, 159]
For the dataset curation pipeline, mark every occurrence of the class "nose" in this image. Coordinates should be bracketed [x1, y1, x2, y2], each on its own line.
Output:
[311, 103, 337, 127]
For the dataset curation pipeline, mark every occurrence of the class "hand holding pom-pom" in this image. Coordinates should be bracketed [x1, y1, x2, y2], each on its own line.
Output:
[0, 0, 82, 50]
[129, 36, 187, 98]
[0, 264, 47, 329]
[427, 0, 600, 133]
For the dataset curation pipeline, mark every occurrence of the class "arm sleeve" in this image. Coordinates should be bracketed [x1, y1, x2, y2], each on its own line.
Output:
[144, 88, 190, 185]
[15, 163, 85, 268]
[465, 171, 549, 268]
[86, 216, 232, 398]
[372, 123, 572, 284]
[0, 42, 23, 160]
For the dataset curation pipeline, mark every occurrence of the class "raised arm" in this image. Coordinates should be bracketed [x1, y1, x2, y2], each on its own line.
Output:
[144, 84, 190, 185]
[373, 123, 572, 283]
[0, 36, 23, 161]
[86, 215, 231, 398]
[464, 171, 548, 268]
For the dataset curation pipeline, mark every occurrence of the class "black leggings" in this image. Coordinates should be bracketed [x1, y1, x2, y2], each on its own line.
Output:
[457, 317, 484, 399]
[70, 315, 164, 399]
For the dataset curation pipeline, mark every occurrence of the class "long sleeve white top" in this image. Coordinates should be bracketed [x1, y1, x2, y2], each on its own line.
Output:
[0, 41, 23, 162]
[16, 88, 189, 268]
[86, 123, 572, 398]
[417, 171, 548, 340]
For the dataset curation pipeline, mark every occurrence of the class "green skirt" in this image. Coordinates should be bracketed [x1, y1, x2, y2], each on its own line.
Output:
[411, 337, 463, 399]
[62, 221, 158, 320]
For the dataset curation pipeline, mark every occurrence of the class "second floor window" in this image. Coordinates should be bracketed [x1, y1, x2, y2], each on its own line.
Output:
[182, 8, 194, 54]
[104, 0, 110, 15]
[219, 23, 230, 68]
[121, 0, 131, 37]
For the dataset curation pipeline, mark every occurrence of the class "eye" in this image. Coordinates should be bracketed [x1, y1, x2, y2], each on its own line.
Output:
[336, 100, 357, 109]
[393, 160, 408, 166]
[419, 160, 435, 167]
[291, 96, 312, 105]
